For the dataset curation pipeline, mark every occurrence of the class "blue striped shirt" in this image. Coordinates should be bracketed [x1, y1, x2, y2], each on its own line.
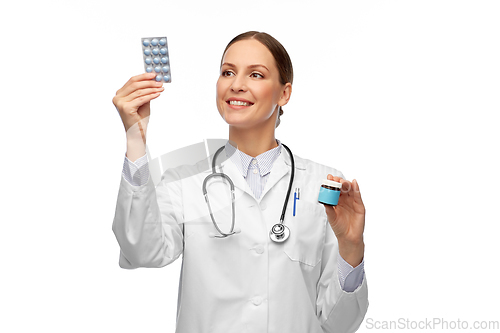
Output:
[121, 139, 364, 292]
[224, 139, 282, 199]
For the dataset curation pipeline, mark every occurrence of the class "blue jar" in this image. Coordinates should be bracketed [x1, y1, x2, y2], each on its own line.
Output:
[318, 179, 341, 206]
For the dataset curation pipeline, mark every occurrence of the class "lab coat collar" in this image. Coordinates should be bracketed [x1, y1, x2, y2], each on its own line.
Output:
[225, 139, 283, 178]
[199, 140, 305, 202]
[220, 155, 254, 198]
[258, 144, 305, 201]
[198, 144, 254, 198]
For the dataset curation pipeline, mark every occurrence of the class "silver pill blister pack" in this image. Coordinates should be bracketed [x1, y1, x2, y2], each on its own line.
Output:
[141, 37, 171, 83]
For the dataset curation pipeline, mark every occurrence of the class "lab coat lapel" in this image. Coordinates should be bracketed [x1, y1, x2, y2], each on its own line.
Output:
[258, 150, 290, 202]
[220, 157, 254, 198]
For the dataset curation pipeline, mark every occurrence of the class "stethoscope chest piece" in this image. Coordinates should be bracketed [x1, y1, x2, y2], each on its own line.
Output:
[269, 223, 290, 243]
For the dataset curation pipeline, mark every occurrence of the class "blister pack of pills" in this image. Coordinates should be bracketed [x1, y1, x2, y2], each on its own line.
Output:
[141, 37, 172, 83]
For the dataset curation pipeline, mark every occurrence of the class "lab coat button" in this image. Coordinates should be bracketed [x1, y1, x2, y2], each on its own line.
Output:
[252, 159, 257, 165]
[252, 296, 263, 306]
[255, 246, 264, 254]
[253, 169, 258, 174]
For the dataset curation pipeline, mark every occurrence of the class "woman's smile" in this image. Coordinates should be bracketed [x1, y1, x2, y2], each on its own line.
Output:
[226, 97, 254, 109]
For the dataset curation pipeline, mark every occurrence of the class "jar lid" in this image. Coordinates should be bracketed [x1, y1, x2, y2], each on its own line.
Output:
[321, 179, 342, 189]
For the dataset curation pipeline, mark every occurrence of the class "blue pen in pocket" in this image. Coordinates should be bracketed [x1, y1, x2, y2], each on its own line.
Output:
[293, 188, 300, 216]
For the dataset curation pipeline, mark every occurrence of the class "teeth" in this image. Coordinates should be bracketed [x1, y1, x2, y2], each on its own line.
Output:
[229, 100, 251, 106]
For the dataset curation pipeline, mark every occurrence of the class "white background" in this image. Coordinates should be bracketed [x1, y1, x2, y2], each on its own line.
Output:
[1, 0, 499, 332]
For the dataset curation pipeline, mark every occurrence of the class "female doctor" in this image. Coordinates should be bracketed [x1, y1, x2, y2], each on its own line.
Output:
[112, 31, 368, 333]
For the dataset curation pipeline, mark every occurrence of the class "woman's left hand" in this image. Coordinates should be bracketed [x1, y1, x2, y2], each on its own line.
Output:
[323, 175, 366, 267]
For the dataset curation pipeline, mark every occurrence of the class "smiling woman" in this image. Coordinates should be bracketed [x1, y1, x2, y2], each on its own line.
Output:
[216, 38, 291, 151]
[218, 31, 293, 131]
[111, 31, 368, 333]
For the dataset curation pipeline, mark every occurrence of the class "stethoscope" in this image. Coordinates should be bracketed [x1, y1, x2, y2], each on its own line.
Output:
[202, 143, 295, 243]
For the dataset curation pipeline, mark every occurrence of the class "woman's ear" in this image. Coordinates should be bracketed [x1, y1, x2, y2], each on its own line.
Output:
[278, 83, 292, 107]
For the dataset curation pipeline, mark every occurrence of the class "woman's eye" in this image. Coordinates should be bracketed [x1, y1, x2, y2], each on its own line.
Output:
[222, 70, 235, 77]
[251, 72, 264, 78]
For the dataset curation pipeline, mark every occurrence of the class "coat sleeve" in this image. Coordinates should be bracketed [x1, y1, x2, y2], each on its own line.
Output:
[315, 167, 368, 333]
[316, 217, 369, 333]
[112, 168, 184, 269]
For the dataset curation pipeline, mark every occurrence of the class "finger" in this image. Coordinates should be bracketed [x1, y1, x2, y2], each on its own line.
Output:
[118, 79, 163, 98]
[340, 179, 352, 194]
[332, 176, 343, 183]
[149, 92, 162, 101]
[116, 73, 157, 95]
[124, 86, 164, 103]
[327, 174, 344, 183]
[352, 179, 364, 205]
[126, 91, 162, 110]
[128, 72, 157, 85]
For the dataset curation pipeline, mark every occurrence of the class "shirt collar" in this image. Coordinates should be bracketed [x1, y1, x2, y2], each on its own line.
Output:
[225, 139, 282, 177]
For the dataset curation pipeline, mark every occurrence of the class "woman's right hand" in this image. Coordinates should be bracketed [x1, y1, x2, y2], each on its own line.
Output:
[112, 73, 164, 135]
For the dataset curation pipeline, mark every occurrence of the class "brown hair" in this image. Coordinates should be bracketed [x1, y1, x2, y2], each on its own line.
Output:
[220, 31, 293, 127]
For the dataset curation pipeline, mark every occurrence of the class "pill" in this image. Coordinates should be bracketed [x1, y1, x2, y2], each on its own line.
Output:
[146, 66, 153, 73]
[162, 65, 169, 72]
[143, 49, 151, 56]
[163, 74, 170, 82]
[153, 57, 160, 64]
[145, 57, 152, 65]
[143, 39, 150, 47]
[152, 48, 159, 55]
[160, 38, 167, 46]
[155, 74, 163, 81]
[155, 66, 161, 73]
[160, 48, 167, 55]
[151, 39, 159, 46]
[161, 57, 168, 64]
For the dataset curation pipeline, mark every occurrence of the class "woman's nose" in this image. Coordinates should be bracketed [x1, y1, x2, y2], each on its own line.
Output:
[230, 76, 247, 92]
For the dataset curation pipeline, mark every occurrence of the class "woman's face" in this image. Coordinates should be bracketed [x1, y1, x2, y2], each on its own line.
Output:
[216, 39, 290, 129]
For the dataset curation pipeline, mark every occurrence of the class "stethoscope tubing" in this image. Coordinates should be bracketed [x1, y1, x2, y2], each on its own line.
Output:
[202, 143, 295, 239]
[280, 143, 295, 224]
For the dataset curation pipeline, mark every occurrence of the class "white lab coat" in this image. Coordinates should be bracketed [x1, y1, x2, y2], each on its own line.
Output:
[112, 147, 368, 333]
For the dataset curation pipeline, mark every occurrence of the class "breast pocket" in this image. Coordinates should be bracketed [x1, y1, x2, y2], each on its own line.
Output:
[283, 203, 326, 267]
